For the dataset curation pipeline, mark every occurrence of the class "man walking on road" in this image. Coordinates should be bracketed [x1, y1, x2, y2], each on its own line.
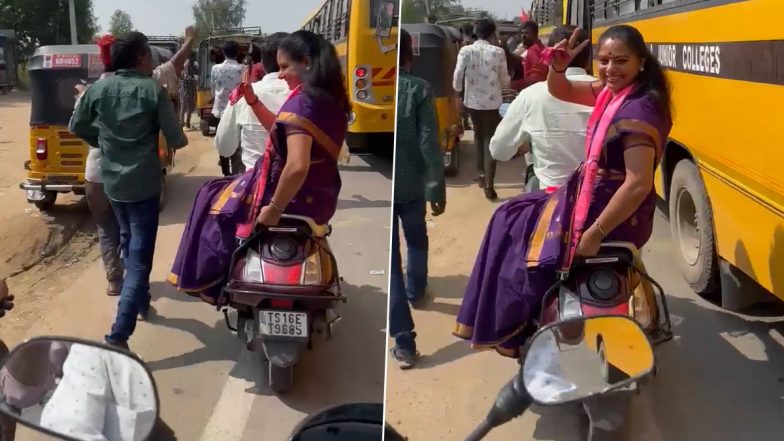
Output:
[453, 18, 510, 201]
[490, 26, 595, 193]
[71, 32, 188, 350]
[211, 41, 244, 176]
[390, 29, 446, 369]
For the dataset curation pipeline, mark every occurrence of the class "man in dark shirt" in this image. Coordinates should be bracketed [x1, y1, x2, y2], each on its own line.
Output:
[390, 29, 446, 369]
[71, 32, 188, 350]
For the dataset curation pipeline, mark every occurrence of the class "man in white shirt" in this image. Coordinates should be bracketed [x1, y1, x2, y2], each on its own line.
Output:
[40, 343, 157, 441]
[211, 41, 244, 176]
[490, 26, 595, 192]
[215, 33, 290, 171]
[453, 18, 511, 200]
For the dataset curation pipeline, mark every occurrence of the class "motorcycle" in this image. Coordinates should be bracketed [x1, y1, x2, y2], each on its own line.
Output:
[218, 214, 345, 394]
[465, 242, 674, 441]
[0, 337, 402, 441]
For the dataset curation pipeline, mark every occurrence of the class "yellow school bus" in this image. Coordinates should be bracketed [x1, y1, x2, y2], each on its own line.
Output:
[530, 0, 784, 302]
[302, 0, 398, 151]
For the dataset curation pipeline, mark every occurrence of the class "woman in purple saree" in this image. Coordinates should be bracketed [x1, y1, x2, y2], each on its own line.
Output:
[168, 31, 349, 304]
[454, 25, 673, 358]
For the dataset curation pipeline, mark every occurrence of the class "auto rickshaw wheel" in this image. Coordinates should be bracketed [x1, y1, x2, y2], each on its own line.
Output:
[34, 191, 57, 212]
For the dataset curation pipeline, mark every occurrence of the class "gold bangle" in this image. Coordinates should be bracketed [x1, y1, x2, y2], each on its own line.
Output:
[270, 200, 285, 213]
[595, 222, 608, 238]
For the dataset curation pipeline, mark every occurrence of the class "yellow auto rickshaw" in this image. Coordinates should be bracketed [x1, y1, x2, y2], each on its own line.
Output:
[20, 44, 176, 212]
[402, 23, 463, 176]
[196, 28, 264, 136]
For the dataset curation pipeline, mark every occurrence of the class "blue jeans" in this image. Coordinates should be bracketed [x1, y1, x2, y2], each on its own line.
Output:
[106, 196, 160, 344]
[389, 198, 428, 351]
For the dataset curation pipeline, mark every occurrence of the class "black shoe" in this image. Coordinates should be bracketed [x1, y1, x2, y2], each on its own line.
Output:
[106, 339, 130, 351]
[409, 297, 427, 310]
[391, 346, 418, 370]
[485, 188, 498, 201]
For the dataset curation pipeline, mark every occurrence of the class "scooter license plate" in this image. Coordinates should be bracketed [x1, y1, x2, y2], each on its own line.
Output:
[259, 310, 308, 339]
[26, 190, 45, 201]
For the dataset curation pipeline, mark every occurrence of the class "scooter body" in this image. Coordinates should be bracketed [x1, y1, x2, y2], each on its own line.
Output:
[466, 242, 673, 441]
[219, 215, 345, 394]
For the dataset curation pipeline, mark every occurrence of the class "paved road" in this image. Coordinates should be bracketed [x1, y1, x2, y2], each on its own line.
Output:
[3, 125, 392, 440]
[385, 133, 784, 441]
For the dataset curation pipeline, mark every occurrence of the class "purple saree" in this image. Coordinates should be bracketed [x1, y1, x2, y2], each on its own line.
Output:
[453, 87, 672, 358]
[168, 89, 347, 303]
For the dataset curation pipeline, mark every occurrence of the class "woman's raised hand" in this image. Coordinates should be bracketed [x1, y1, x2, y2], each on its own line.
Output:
[551, 28, 591, 72]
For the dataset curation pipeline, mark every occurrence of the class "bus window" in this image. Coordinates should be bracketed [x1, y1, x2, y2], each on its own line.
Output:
[370, 0, 398, 28]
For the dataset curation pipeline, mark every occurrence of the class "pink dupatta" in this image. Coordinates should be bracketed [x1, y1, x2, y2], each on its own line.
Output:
[560, 84, 634, 273]
[235, 85, 303, 240]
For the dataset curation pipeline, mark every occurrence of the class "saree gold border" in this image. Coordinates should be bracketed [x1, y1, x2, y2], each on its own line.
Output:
[452, 323, 528, 358]
[525, 196, 559, 267]
[606, 119, 663, 151]
[277, 112, 341, 160]
[210, 178, 242, 214]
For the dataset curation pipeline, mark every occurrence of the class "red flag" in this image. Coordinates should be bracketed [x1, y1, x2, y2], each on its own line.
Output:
[519, 9, 529, 23]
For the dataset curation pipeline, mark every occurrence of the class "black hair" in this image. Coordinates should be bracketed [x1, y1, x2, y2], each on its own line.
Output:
[460, 23, 474, 36]
[474, 18, 496, 40]
[261, 32, 289, 73]
[598, 24, 672, 123]
[522, 20, 539, 34]
[400, 28, 413, 66]
[279, 30, 351, 114]
[110, 32, 150, 71]
[548, 25, 590, 69]
[223, 40, 239, 59]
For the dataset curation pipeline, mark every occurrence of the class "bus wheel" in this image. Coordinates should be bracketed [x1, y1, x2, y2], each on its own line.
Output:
[668, 159, 719, 297]
[346, 133, 369, 152]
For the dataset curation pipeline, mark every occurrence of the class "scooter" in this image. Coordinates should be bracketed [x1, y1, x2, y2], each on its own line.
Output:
[465, 242, 673, 441]
[0, 337, 399, 441]
[218, 214, 345, 394]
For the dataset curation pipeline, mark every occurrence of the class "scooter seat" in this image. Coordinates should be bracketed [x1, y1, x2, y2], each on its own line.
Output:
[279, 214, 330, 237]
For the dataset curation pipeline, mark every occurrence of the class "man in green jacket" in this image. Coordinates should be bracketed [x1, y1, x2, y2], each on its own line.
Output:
[389, 29, 447, 369]
[71, 32, 188, 350]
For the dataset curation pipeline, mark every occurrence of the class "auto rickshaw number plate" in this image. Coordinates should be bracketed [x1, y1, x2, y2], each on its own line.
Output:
[26, 190, 45, 201]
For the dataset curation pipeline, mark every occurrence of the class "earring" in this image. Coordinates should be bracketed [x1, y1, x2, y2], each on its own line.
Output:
[640, 66, 645, 72]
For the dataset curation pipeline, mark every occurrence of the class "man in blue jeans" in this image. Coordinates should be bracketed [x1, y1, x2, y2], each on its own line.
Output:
[390, 29, 447, 369]
[71, 32, 188, 350]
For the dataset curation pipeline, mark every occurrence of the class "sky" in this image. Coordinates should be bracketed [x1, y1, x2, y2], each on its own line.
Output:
[92, 0, 326, 36]
[460, 0, 534, 20]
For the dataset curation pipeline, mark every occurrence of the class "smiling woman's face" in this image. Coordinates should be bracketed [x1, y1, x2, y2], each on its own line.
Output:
[276, 50, 305, 90]
[597, 37, 644, 93]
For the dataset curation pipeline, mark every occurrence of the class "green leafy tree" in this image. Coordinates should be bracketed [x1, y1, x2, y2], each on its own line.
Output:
[401, 0, 460, 24]
[0, 0, 99, 60]
[192, 0, 247, 39]
[108, 9, 134, 36]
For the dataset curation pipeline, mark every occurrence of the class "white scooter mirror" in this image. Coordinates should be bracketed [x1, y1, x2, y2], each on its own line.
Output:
[522, 315, 654, 406]
[0, 337, 159, 441]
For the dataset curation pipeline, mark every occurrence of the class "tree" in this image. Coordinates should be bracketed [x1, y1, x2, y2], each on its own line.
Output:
[0, 0, 99, 60]
[192, 0, 247, 39]
[401, 0, 460, 24]
[109, 9, 134, 36]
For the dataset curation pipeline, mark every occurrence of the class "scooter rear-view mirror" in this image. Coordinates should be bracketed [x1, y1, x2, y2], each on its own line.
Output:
[522, 315, 654, 406]
[0, 337, 159, 441]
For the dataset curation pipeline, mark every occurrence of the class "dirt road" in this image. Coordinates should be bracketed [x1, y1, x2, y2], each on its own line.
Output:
[385, 133, 784, 441]
[0, 91, 391, 440]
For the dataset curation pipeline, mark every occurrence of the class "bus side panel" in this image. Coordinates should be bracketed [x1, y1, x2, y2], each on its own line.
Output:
[347, 2, 396, 135]
[702, 169, 784, 301]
